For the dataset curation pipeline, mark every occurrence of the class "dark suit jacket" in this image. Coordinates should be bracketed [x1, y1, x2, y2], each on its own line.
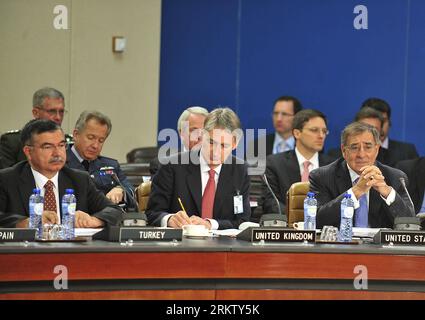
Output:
[66, 149, 135, 208]
[146, 151, 251, 229]
[0, 161, 122, 227]
[396, 157, 425, 213]
[309, 158, 414, 228]
[262, 150, 334, 216]
[387, 139, 419, 167]
[0, 130, 74, 169]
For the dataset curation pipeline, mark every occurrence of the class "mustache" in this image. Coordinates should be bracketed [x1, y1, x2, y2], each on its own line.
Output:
[49, 156, 65, 164]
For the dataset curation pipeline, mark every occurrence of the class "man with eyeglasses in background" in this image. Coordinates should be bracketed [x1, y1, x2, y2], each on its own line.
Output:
[310, 122, 414, 229]
[0, 87, 73, 169]
[260, 109, 333, 218]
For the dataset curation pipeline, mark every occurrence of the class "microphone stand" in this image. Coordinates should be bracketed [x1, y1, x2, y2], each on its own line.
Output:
[260, 174, 287, 227]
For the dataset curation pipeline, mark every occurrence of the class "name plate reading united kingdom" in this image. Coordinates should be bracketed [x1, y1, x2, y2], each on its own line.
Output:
[374, 230, 425, 245]
[237, 227, 316, 243]
[119, 227, 183, 242]
[0, 228, 36, 242]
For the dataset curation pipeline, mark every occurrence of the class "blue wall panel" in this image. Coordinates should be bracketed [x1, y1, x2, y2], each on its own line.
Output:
[159, 0, 424, 155]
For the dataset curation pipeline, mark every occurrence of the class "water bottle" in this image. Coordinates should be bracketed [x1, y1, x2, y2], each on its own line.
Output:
[29, 188, 44, 239]
[303, 192, 317, 230]
[339, 193, 354, 242]
[62, 189, 76, 240]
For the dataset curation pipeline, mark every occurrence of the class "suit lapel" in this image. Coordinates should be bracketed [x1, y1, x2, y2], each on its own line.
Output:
[286, 151, 301, 182]
[18, 164, 37, 215]
[213, 164, 233, 216]
[335, 160, 354, 195]
[186, 162, 202, 214]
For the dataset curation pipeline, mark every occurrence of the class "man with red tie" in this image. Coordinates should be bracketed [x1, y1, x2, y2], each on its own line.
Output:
[146, 108, 251, 230]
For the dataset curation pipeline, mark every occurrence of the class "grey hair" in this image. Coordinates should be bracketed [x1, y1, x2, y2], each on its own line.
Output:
[177, 106, 209, 132]
[341, 122, 381, 146]
[74, 111, 112, 137]
[204, 107, 242, 138]
[33, 87, 65, 108]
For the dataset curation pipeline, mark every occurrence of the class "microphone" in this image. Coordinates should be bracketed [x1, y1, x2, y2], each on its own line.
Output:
[99, 166, 147, 227]
[259, 174, 287, 227]
[394, 177, 421, 230]
[399, 177, 416, 215]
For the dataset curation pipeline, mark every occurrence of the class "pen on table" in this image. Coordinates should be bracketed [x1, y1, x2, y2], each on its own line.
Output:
[178, 197, 186, 213]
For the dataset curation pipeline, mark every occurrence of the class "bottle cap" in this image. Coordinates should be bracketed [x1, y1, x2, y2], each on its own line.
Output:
[32, 188, 41, 194]
[65, 189, 74, 194]
[344, 193, 351, 199]
[307, 192, 315, 198]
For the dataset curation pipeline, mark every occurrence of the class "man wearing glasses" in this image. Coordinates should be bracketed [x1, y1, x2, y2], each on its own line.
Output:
[0, 119, 122, 228]
[0, 87, 73, 169]
[261, 109, 333, 216]
[310, 122, 415, 229]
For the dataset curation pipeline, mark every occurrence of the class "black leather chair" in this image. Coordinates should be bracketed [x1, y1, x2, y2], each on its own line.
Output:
[126, 147, 159, 163]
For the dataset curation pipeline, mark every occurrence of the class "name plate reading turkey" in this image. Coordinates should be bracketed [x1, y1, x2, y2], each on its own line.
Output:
[119, 227, 183, 242]
[374, 230, 425, 246]
[250, 228, 316, 243]
[0, 228, 36, 242]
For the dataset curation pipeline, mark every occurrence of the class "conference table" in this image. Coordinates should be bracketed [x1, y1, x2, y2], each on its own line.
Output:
[1, 235, 425, 300]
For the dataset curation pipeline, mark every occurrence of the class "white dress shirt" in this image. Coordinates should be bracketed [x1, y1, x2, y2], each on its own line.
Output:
[273, 133, 295, 154]
[31, 168, 61, 224]
[295, 147, 319, 177]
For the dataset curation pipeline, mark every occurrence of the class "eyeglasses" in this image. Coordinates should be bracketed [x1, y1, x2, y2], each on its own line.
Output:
[272, 111, 294, 117]
[35, 107, 67, 117]
[28, 142, 67, 152]
[345, 143, 377, 153]
[303, 127, 329, 136]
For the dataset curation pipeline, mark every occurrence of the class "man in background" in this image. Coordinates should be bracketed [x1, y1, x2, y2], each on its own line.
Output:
[261, 109, 333, 217]
[0, 87, 73, 169]
[150, 106, 209, 175]
[66, 111, 136, 210]
[360, 97, 418, 166]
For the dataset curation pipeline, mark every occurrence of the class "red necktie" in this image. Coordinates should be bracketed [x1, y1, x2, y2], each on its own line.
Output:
[201, 169, 216, 219]
[301, 160, 311, 182]
[44, 180, 57, 212]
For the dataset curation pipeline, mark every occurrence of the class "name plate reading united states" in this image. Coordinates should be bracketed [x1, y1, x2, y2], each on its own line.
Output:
[0, 228, 36, 242]
[238, 227, 316, 243]
[119, 227, 183, 242]
[374, 230, 425, 245]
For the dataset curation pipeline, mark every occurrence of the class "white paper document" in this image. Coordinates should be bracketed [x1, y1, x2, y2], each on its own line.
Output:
[352, 227, 381, 238]
[75, 228, 103, 237]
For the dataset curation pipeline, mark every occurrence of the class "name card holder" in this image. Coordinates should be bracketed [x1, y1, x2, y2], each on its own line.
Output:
[374, 229, 425, 246]
[119, 227, 183, 242]
[0, 228, 36, 242]
[237, 227, 316, 243]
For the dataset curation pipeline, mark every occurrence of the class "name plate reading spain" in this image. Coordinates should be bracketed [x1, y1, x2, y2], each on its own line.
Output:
[375, 230, 425, 245]
[251, 228, 316, 243]
[0, 228, 36, 242]
[119, 227, 183, 242]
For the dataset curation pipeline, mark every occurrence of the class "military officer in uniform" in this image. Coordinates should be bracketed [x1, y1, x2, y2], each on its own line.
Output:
[66, 110, 136, 210]
[0, 87, 73, 169]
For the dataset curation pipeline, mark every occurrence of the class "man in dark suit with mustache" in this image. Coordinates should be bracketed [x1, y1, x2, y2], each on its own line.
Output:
[146, 108, 250, 230]
[310, 122, 414, 229]
[0, 119, 122, 228]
